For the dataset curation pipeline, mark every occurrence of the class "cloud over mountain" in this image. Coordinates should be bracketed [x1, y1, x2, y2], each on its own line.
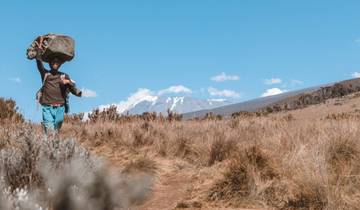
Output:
[261, 88, 286, 97]
[211, 72, 240, 82]
[158, 85, 192, 95]
[264, 78, 282, 85]
[207, 87, 240, 98]
[351, 72, 360, 78]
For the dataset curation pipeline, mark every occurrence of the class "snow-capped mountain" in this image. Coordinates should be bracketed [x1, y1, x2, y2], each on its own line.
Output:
[127, 96, 232, 115]
[97, 95, 232, 115]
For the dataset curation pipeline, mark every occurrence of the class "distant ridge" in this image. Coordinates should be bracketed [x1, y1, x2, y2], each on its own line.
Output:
[183, 78, 360, 119]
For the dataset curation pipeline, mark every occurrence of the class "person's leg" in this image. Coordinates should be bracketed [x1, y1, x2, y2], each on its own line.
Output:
[42, 105, 55, 134]
[54, 105, 65, 133]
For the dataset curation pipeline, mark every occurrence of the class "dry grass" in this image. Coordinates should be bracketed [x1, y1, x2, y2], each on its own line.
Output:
[122, 156, 157, 175]
[0, 98, 24, 123]
[0, 99, 154, 210]
[62, 112, 360, 209]
[0, 123, 155, 210]
[2, 97, 360, 209]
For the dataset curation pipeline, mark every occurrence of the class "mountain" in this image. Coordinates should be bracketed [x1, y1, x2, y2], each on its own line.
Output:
[91, 96, 233, 117]
[183, 78, 360, 119]
[126, 96, 232, 115]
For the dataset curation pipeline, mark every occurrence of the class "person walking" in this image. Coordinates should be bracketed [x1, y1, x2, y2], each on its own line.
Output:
[36, 57, 82, 134]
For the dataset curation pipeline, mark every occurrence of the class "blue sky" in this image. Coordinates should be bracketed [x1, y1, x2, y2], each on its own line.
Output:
[1, 0, 360, 121]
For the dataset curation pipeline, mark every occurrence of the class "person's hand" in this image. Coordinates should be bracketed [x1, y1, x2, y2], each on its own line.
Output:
[35, 48, 44, 61]
[61, 78, 71, 85]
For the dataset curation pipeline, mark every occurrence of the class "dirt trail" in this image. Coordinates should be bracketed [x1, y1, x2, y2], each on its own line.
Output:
[133, 158, 261, 210]
[87, 144, 262, 210]
[86, 144, 195, 209]
[136, 171, 192, 209]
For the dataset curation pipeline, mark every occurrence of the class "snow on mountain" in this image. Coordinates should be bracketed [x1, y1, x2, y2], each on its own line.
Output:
[86, 96, 232, 118]
[84, 87, 233, 119]
[126, 96, 232, 115]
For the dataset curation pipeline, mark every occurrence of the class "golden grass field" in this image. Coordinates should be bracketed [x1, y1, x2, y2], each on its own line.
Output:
[1, 93, 360, 209]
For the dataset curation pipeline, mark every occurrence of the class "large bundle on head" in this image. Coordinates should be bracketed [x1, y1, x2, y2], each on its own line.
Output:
[27, 34, 75, 63]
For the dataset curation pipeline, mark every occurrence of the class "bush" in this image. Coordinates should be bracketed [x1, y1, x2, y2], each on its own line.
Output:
[0, 124, 153, 209]
[0, 98, 24, 123]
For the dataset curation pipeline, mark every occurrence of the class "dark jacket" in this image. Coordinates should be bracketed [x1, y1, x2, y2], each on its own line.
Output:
[36, 60, 82, 105]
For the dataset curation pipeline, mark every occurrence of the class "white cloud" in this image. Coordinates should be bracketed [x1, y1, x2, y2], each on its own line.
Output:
[351, 72, 360, 78]
[211, 72, 240, 82]
[99, 88, 158, 114]
[207, 87, 240, 98]
[9, 77, 21, 83]
[291, 79, 303, 85]
[158, 85, 192, 95]
[264, 78, 282, 85]
[261, 88, 286, 97]
[81, 88, 97, 98]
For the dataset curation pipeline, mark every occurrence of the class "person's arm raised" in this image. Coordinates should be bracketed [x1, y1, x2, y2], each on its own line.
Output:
[36, 59, 47, 81]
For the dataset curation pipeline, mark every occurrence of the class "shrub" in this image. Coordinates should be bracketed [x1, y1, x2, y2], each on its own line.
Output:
[0, 98, 24, 123]
[0, 123, 153, 209]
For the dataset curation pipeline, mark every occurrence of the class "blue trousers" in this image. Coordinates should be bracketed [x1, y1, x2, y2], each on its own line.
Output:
[42, 105, 65, 134]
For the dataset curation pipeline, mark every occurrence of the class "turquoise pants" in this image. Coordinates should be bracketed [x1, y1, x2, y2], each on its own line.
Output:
[42, 105, 65, 134]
